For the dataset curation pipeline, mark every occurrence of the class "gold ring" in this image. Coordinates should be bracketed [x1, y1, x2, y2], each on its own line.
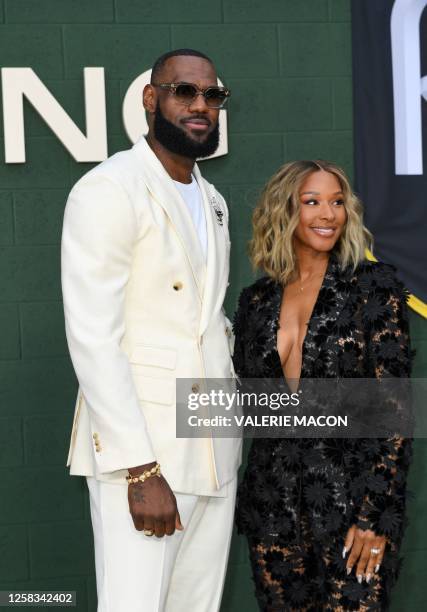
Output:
[143, 529, 154, 537]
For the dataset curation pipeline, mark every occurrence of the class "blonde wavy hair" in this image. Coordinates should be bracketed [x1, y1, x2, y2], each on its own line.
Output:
[250, 160, 373, 284]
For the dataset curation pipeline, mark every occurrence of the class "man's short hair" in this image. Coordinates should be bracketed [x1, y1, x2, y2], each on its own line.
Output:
[151, 49, 214, 83]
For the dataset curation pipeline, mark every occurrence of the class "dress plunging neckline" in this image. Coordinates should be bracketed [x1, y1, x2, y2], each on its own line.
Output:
[275, 263, 330, 386]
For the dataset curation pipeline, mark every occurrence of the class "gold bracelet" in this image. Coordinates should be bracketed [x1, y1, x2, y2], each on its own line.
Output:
[126, 462, 161, 484]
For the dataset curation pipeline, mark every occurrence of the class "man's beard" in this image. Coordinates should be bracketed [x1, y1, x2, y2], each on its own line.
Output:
[153, 104, 219, 159]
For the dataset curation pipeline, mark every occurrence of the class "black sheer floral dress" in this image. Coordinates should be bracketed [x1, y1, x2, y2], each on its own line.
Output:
[232, 256, 413, 612]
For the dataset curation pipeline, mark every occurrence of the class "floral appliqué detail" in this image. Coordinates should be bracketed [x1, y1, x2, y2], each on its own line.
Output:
[232, 256, 413, 610]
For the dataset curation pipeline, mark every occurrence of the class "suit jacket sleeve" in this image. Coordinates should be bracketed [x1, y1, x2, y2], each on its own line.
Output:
[61, 173, 156, 474]
[356, 265, 413, 540]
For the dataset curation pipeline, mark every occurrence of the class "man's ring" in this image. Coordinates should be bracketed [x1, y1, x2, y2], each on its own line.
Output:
[371, 547, 381, 555]
[143, 529, 154, 537]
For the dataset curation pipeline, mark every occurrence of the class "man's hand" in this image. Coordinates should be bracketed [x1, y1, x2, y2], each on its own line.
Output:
[127, 462, 183, 537]
[343, 524, 386, 583]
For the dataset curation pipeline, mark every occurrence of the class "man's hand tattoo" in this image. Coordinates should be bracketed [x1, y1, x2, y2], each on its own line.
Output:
[130, 486, 145, 503]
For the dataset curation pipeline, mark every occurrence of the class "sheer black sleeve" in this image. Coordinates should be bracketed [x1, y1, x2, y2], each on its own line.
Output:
[356, 265, 413, 542]
[232, 287, 251, 380]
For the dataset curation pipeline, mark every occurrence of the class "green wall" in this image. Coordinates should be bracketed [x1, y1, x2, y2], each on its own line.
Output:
[0, 1, 425, 610]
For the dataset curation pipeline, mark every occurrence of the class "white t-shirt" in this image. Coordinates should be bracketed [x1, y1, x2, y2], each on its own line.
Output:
[173, 175, 208, 259]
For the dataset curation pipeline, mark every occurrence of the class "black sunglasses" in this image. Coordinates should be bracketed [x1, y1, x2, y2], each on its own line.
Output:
[152, 82, 231, 109]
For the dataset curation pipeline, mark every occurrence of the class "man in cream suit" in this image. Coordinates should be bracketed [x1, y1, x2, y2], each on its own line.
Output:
[61, 49, 241, 612]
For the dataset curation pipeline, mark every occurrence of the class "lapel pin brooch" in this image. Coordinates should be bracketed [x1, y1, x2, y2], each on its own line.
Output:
[210, 195, 224, 226]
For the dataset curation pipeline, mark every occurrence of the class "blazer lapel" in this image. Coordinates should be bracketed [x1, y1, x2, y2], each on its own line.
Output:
[132, 137, 206, 298]
[193, 164, 227, 335]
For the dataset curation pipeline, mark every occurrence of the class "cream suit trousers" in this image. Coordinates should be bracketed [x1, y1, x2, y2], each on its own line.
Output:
[86, 476, 237, 612]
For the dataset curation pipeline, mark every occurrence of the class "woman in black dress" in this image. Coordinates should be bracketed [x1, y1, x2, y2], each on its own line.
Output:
[233, 160, 412, 611]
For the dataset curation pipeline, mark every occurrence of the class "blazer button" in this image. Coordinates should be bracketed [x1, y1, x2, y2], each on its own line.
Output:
[173, 281, 183, 291]
[225, 326, 232, 338]
[191, 383, 200, 393]
[92, 432, 99, 439]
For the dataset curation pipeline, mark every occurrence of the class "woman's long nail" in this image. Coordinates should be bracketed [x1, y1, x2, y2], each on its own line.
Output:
[366, 573, 371, 583]
[375, 564, 380, 573]
[357, 574, 363, 584]
[346, 567, 352, 575]
[342, 546, 347, 558]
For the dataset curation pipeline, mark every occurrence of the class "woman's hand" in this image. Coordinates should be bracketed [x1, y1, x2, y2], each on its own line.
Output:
[343, 525, 386, 583]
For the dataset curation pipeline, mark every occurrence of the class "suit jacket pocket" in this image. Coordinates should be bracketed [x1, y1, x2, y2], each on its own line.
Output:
[129, 344, 177, 370]
[132, 373, 175, 406]
[129, 345, 176, 405]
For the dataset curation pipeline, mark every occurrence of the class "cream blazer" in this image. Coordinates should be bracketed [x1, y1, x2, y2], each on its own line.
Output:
[61, 137, 241, 496]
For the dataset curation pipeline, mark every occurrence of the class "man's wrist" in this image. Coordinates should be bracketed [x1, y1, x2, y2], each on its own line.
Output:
[128, 461, 157, 477]
[126, 462, 161, 485]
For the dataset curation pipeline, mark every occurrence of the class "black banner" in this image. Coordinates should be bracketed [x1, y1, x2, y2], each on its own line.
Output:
[352, 0, 427, 314]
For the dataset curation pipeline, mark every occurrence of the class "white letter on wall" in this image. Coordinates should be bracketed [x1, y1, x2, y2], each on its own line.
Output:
[122, 69, 228, 160]
[1, 67, 108, 163]
[391, 0, 427, 175]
